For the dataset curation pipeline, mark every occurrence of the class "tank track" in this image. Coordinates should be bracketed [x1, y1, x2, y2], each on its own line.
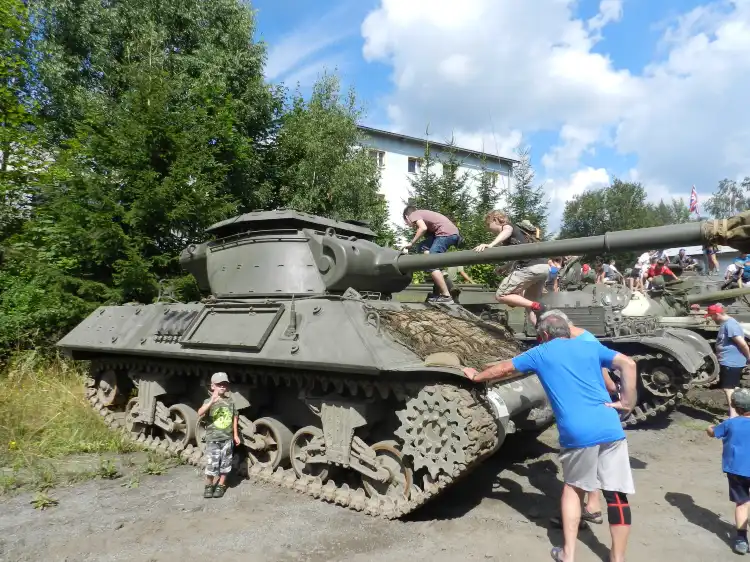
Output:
[619, 353, 688, 427]
[85, 357, 502, 520]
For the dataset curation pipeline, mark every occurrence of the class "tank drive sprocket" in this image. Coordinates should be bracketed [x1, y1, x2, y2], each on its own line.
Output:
[395, 384, 497, 480]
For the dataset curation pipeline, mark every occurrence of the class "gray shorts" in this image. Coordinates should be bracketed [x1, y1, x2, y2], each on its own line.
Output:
[496, 263, 549, 300]
[205, 439, 233, 477]
[559, 439, 635, 495]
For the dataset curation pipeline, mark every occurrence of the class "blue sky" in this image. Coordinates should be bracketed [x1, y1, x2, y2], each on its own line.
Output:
[250, 0, 750, 230]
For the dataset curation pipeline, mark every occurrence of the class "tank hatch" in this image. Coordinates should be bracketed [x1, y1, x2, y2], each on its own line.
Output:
[207, 209, 377, 241]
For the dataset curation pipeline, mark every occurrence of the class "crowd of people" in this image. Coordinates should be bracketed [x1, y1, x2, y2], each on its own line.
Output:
[398, 205, 750, 560]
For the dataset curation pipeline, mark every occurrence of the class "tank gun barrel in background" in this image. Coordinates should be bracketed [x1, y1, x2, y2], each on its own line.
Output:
[685, 286, 750, 305]
[394, 214, 750, 275]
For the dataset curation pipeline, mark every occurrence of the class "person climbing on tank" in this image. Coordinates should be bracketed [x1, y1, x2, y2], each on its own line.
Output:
[539, 310, 621, 531]
[401, 206, 461, 304]
[547, 257, 562, 292]
[722, 258, 745, 289]
[646, 258, 679, 286]
[705, 304, 750, 419]
[707, 388, 750, 555]
[463, 314, 638, 562]
[198, 372, 240, 499]
[473, 210, 548, 325]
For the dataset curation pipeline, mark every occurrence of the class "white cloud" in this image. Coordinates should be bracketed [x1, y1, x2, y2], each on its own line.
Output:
[361, 0, 750, 229]
[543, 167, 611, 231]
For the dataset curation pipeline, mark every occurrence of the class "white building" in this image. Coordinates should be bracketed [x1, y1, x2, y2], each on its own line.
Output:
[357, 125, 517, 229]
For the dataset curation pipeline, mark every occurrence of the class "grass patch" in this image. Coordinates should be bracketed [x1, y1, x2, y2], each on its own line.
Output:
[0, 351, 134, 492]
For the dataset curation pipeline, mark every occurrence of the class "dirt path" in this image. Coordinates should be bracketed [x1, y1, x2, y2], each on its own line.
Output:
[0, 409, 736, 562]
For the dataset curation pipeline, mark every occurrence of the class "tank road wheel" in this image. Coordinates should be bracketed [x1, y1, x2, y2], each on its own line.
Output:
[290, 426, 329, 482]
[97, 369, 127, 408]
[163, 404, 198, 448]
[639, 364, 680, 398]
[361, 441, 412, 500]
[247, 417, 293, 470]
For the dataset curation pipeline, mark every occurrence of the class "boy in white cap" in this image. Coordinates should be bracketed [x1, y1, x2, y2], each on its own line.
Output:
[197, 372, 240, 498]
[708, 388, 750, 555]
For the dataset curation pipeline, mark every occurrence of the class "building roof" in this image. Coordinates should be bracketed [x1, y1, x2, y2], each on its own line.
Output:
[357, 125, 519, 166]
[662, 245, 738, 256]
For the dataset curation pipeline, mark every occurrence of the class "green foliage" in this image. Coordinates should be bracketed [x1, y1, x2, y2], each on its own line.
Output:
[705, 177, 750, 218]
[560, 179, 695, 265]
[272, 74, 395, 243]
[0, 251, 115, 357]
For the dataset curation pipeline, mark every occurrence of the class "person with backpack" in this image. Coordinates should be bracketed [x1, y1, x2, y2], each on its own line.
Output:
[474, 210, 548, 325]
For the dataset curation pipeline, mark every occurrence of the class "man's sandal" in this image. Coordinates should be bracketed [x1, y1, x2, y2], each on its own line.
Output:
[550, 547, 565, 562]
[549, 508, 602, 528]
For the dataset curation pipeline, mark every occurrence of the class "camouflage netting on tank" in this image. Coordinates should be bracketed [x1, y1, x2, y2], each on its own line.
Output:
[378, 308, 522, 369]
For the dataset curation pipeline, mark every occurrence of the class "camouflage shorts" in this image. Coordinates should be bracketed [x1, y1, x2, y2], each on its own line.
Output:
[204, 439, 233, 477]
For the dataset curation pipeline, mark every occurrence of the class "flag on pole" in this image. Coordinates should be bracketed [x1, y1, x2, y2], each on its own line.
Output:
[689, 185, 699, 215]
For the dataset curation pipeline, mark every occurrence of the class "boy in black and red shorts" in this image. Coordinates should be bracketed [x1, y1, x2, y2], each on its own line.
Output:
[708, 388, 750, 555]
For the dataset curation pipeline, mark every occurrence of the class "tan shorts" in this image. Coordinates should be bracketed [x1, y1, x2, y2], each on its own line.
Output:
[559, 439, 635, 494]
[495, 263, 549, 300]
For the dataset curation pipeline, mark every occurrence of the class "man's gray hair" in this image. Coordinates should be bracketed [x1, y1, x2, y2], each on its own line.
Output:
[536, 314, 571, 340]
[539, 309, 571, 324]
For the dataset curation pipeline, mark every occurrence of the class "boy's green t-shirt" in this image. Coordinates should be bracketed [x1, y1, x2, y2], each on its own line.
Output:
[203, 396, 236, 442]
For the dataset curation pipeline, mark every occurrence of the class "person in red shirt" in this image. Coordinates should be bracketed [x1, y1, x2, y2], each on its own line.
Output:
[647, 258, 679, 283]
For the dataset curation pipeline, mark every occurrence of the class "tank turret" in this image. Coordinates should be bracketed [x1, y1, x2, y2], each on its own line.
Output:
[181, 209, 749, 298]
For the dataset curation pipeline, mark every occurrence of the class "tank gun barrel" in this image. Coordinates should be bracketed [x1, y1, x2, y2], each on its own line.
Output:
[395, 217, 743, 274]
[685, 287, 750, 305]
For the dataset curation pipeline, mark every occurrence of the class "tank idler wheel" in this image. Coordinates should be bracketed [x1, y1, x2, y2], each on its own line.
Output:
[290, 426, 329, 482]
[124, 398, 141, 436]
[247, 417, 293, 470]
[361, 440, 412, 500]
[163, 404, 198, 447]
[97, 369, 125, 408]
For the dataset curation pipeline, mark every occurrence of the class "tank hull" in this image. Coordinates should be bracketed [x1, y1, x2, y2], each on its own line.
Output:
[59, 294, 551, 519]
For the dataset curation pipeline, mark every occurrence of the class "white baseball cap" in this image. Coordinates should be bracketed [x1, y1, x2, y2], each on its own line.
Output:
[211, 372, 229, 384]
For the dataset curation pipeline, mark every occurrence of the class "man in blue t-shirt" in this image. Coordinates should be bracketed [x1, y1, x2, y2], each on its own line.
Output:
[706, 303, 750, 418]
[464, 314, 637, 562]
[707, 388, 750, 555]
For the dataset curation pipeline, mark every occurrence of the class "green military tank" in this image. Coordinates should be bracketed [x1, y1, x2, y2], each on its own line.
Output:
[58, 210, 750, 518]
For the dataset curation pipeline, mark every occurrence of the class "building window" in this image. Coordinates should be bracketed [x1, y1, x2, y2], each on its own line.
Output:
[368, 149, 385, 168]
[407, 157, 422, 174]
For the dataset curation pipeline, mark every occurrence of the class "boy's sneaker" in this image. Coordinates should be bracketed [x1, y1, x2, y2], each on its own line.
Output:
[213, 484, 227, 498]
[428, 295, 454, 304]
[204, 484, 215, 499]
[734, 537, 749, 555]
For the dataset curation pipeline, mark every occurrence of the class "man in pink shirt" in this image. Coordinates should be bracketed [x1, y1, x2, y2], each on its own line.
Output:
[402, 205, 461, 304]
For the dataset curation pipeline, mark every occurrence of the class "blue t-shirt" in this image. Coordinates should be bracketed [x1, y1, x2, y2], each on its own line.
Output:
[713, 417, 750, 477]
[512, 338, 625, 449]
[717, 318, 747, 368]
[575, 330, 598, 342]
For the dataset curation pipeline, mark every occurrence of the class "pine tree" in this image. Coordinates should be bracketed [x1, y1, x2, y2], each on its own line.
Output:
[506, 146, 549, 236]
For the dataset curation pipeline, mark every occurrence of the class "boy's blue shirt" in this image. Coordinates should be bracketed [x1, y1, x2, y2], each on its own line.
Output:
[713, 416, 750, 477]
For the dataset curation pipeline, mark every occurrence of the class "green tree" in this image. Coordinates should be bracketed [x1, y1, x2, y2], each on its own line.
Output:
[272, 74, 393, 243]
[0, 0, 43, 240]
[506, 146, 548, 236]
[705, 178, 750, 218]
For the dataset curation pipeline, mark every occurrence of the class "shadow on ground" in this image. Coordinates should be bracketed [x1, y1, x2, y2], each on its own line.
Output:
[665, 491, 734, 546]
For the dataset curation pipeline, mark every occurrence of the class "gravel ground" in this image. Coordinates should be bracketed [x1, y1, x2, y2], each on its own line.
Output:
[0, 407, 737, 562]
